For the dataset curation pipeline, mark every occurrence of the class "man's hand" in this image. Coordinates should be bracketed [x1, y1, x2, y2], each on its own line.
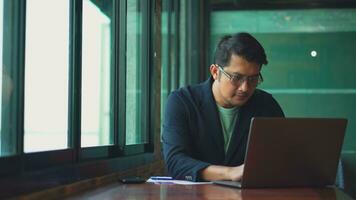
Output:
[226, 164, 244, 181]
[200, 164, 244, 181]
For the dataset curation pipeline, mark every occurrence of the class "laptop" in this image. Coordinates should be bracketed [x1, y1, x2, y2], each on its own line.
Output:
[213, 117, 347, 188]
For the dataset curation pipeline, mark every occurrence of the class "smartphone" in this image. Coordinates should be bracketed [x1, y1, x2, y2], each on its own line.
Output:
[120, 177, 146, 184]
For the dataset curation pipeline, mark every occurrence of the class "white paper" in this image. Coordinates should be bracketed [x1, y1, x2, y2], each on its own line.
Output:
[147, 176, 212, 185]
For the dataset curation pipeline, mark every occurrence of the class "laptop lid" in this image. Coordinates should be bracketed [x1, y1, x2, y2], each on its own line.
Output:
[240, 117, 347, 188]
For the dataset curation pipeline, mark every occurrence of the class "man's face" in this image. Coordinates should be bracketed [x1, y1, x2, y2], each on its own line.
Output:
[211, 54, 261, 108]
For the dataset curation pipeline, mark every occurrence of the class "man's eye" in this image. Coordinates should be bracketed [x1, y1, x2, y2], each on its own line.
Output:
[233, 74, 243, 81]
[249, 76, 259, 81]
[248, 76, 256, 81]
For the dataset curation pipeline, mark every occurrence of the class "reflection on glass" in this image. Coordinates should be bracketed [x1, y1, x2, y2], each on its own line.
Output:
[24, 0, 69, 152]
[81, 0, 112, 147]
[126, 0, 147, 145]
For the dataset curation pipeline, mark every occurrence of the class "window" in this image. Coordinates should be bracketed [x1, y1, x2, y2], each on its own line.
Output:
[24, 0, 70, 152]
[160, 0, 208, 128]
[81, 0, 113, 147]
[0, 0, 154, 160]
[125, 0, 148, 145]
[160, 0, 183, 125]
[210, 8, 356, 150]
[0, 1, 7, 156]
[1, 0, 26, 158]
[0, 0, 156, 197]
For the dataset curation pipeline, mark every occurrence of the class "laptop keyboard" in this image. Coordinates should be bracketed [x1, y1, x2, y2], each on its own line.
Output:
[212, 180, 242, 188]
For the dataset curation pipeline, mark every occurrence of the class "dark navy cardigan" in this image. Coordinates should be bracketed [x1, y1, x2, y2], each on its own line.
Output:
[162, 77, 284, 181]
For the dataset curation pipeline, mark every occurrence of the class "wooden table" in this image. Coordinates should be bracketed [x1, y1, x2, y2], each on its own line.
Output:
[66, 183, 353, 200]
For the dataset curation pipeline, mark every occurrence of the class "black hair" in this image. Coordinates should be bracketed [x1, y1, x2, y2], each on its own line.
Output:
[214, 32, 268, 68]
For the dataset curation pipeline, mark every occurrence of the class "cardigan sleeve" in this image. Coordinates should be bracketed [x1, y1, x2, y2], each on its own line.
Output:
[162, 91, 210, 181]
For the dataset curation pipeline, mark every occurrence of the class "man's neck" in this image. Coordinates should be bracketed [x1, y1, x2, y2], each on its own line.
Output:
[212, 81, 233, 108]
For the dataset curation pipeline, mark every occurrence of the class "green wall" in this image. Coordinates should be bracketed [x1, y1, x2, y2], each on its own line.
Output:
[210, 9, 356, 198]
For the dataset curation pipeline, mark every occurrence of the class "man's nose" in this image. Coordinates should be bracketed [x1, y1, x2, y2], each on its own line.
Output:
[238, 79, 249, 92]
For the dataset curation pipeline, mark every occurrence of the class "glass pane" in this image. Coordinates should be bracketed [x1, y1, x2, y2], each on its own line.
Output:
[81, 0, 113, 147]
[0, 1, 5, 156]
[0, 2, 3, 127]
[178, 0, 186, 86]
[126, 0, 147, 145]
[24, 0, 69, 152]
[161, 0, 178, 130]
[210, 9, 356, 151]
[160, 0, 169, 129]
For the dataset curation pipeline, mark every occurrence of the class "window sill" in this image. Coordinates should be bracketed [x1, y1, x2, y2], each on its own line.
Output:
[0, 152, 156, 199]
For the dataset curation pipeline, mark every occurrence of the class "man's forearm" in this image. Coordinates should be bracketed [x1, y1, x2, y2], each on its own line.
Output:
[200, 164, 244, 181]
[200, 165, 230, 181]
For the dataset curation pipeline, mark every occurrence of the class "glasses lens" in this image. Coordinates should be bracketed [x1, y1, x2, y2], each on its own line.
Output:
[232, 75, 261, 86]
[248, 76, 260, 85]
[231, 74, 243, 85]
[219, 65, 262, 87]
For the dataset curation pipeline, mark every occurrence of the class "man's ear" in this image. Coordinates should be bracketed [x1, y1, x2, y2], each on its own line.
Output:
[210, 64, 218, 80]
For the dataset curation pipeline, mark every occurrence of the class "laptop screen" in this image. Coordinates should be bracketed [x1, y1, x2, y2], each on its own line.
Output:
[240, 117, 347, 188]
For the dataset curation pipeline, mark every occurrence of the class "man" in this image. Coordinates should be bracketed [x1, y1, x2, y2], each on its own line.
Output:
[162, 32, 284, 182]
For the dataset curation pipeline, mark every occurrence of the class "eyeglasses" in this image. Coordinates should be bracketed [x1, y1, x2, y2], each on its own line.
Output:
[216, 64, 263, 87]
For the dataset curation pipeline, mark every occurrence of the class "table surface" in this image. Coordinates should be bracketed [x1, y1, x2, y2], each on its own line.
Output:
[65, 182, 353, 200]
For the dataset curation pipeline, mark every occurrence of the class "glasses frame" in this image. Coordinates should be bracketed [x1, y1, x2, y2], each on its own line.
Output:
[216, 64, 263, 87]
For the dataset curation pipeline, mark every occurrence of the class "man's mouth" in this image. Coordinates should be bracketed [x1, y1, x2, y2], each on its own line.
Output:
[235, 92, 248, 98]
